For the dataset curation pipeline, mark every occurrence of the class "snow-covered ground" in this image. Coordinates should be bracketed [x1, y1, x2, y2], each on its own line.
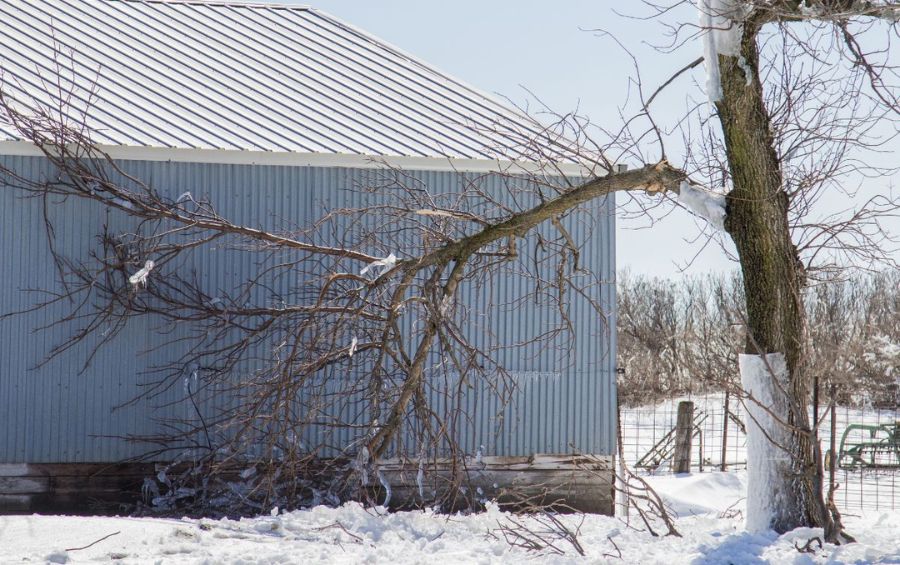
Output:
[3, 471, 900, 564]
[3, 396, 898, 563]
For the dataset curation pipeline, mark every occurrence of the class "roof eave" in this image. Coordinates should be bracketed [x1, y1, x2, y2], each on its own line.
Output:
[0, 140, 594, 177]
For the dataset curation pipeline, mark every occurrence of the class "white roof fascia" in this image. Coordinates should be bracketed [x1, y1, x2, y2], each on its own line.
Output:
[0, 140, 592, 177]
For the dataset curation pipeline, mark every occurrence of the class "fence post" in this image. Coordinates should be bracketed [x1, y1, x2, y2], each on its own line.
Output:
[698, 429, 704, 472]
[829, 384, 837, 500]
[813, 375, 819, 435]
[614, 368, 629, 519]
[674, 401, 694, 474]
[721, 391, 730, 472]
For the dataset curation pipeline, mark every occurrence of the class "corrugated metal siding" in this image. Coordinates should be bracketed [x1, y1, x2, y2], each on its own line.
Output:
[0, 156, 616, 462]
[0, 0, 556, 161]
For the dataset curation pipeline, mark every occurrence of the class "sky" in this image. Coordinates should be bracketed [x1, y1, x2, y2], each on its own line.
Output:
[272, 0, 896, 279]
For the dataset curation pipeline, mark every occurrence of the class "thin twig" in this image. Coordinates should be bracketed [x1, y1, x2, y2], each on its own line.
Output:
[65, 531, 121, 552]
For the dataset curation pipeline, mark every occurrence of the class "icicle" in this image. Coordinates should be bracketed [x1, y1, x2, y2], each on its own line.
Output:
[376, 469, 392, 508]
[416, 460, 426, 500]
[129, 259, 155, 288]
[359, 253, 397, 277]
[356, 447, 370, 485]
[141, 477, 160, 503]
[185, 366, 199, 396]
[348, 336, 358, 357]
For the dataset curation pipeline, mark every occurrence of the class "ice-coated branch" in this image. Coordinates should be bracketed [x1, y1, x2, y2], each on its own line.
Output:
[677, 180, 727, 230]
[128, 259, 155, 289]
[359, 253, 397, 277]
[754, 0, 900, 23]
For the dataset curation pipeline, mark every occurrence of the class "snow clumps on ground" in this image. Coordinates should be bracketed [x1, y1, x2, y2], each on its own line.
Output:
[3, 471, 900, 563]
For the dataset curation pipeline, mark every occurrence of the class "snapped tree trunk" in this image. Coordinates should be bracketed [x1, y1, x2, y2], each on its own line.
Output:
[717, 24, 832, 535]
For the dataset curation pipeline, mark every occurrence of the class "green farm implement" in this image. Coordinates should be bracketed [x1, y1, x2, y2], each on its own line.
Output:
[838, 422, 900, 470]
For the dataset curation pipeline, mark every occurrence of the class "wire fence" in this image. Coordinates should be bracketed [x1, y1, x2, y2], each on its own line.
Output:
[621, 391, 900, 512]
[620, 393, 748, 473]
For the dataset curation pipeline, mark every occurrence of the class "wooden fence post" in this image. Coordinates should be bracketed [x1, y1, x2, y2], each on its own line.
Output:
[674, 401, 694, 474]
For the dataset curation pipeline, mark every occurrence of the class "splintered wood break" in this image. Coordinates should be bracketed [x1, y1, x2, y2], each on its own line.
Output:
[643, 182, 667, 194]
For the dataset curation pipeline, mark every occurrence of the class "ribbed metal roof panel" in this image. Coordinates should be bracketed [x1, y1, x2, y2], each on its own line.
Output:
[0, 0, 555, 160]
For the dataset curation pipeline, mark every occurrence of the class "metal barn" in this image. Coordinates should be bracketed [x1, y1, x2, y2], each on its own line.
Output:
[0, 0, 616, 513]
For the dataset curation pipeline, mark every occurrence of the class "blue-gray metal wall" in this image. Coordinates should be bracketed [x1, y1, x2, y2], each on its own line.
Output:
[0, 155, 616, 463]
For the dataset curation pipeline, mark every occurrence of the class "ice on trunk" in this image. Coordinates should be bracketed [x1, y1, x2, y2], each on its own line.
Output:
[739, 352, 792, 533]
[677, 181, 726, 230]
[699, 0, 744, 103]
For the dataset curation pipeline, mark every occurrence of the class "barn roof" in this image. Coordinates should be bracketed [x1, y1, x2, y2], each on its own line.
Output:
[0, 0, 571, 165]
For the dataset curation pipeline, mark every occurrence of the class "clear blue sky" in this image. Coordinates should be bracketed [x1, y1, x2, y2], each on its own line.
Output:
[273, 1, 896, 278]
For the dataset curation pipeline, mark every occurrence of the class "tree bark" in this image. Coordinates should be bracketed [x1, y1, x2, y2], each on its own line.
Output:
[717, 23, 832, 535]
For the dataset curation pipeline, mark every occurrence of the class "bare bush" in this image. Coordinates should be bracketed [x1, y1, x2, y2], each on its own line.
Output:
[617, 271, 744, 405]
[618, 270, 899, 408]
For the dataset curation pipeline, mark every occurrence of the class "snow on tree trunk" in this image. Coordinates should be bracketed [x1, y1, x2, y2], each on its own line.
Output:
[698, 0, 744, 103]
[739, 353, 792, 532]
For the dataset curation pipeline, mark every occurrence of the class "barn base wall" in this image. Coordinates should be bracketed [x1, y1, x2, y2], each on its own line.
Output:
[374, 454, 614, 515]
[0, 463, 157, 515]
[0, 455, 614, 516]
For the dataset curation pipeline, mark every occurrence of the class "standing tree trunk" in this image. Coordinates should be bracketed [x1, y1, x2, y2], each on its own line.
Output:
[718, 23, 832, 536]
